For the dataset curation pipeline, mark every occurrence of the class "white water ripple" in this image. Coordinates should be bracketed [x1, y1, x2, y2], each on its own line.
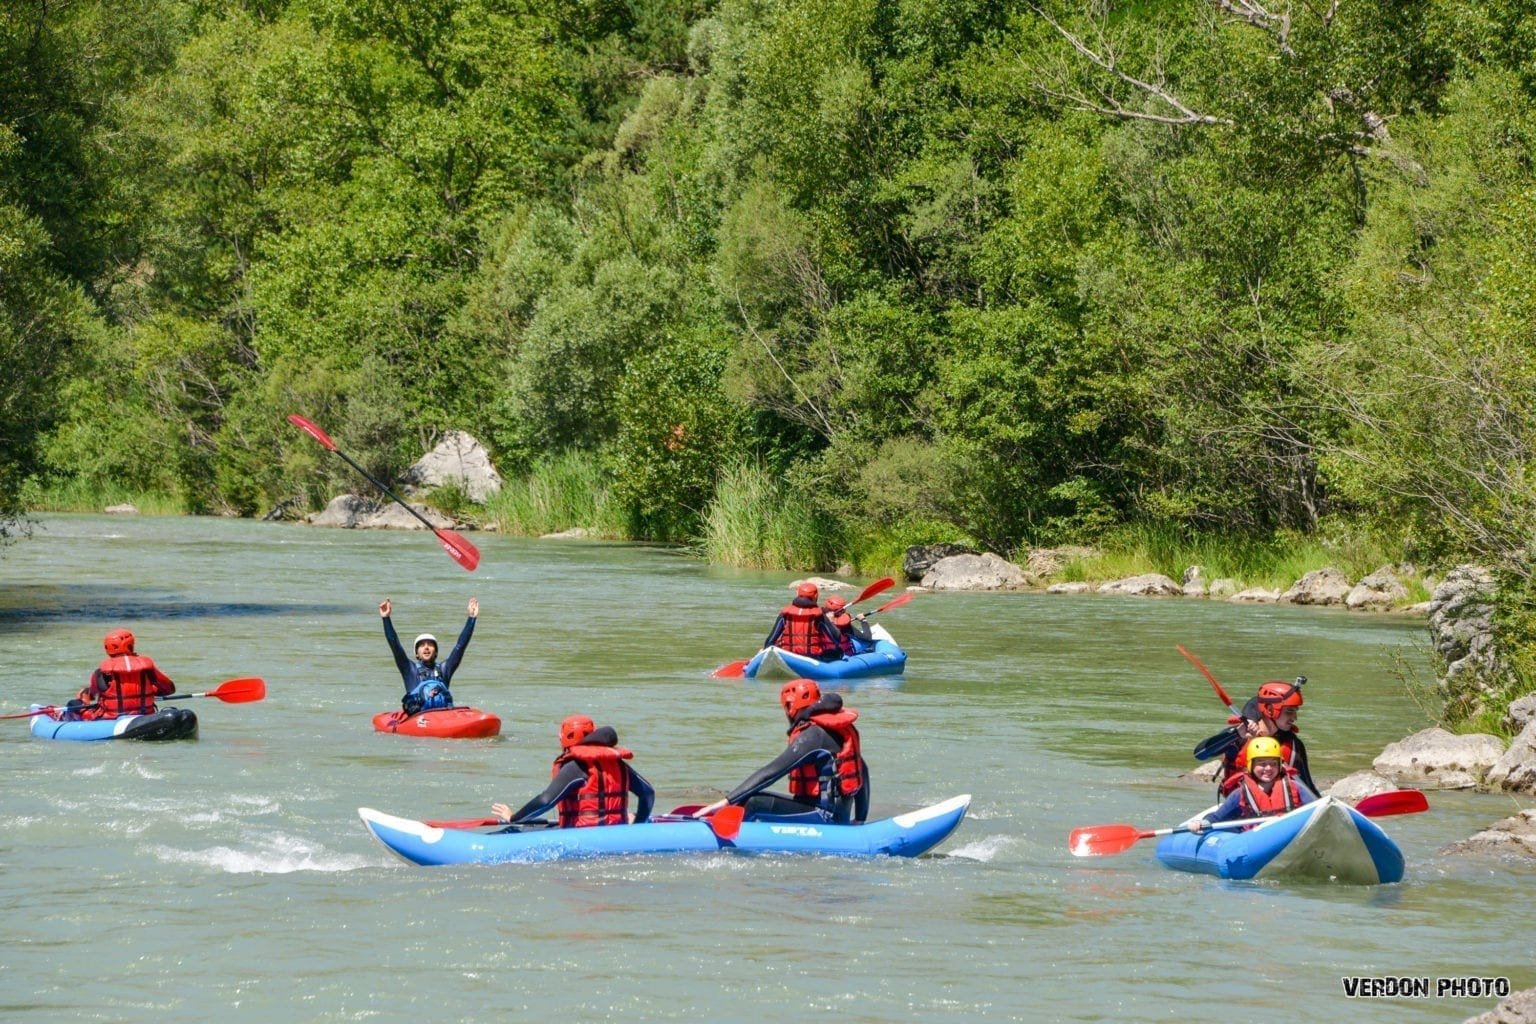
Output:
[149, 832, 382, 874]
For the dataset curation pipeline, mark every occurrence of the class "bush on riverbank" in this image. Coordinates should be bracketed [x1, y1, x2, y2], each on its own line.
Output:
[484, 451, 626, 539]
[700, 462, 836, 570]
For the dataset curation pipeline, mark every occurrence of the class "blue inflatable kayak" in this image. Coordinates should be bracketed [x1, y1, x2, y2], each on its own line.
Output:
[1154, 796, 1404, 884]
[28, 705, 198, 742]
[358, 794, 970, 865]
[742, 624, 907, 681]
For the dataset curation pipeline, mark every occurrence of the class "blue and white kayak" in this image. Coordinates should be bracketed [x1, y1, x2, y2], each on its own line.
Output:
[358, 794, 970, 865]
[28, 705, 198, 742]
[742, 624, 907, 681]
[1154, 796, 1404, 884]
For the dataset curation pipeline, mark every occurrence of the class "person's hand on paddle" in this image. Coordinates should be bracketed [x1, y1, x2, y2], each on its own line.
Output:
[491, 802, 513, 823]
[467, 597, 479, 618]
[692, 799, 728, 819]
[379, 599, 392, 617]
[1186, 817, 1209, 834]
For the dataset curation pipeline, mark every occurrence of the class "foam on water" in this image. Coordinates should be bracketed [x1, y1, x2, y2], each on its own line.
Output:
[944, 834, 1015, 862]
[149, 832, 383, 874]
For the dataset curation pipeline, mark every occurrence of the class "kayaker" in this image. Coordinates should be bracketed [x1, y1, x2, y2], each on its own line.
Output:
[491, 715, 654, 827]
[379, 597, 477, 715]
[765, 582, 843, 661]
[822, 595, 873, 656]
[66, 628, 176, 720]
[1211, 679, 1314, 796]
[1188, 736, 1317, 833]
[696, 678, 870, 824]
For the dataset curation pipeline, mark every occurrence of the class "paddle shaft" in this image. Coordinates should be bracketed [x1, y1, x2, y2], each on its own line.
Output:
[2, 677, 264, 719]
[1176, 644, 1241, 716]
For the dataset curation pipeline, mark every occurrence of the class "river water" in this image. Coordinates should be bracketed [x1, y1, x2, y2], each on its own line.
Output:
[0, 515, 1530, 1023]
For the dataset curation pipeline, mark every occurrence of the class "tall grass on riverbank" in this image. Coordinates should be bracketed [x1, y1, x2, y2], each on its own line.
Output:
[1056, 522, 1417, 597]
[701, 462, 836, 569]
[484, 451, 626, 538]
[22, 478, 185, 516]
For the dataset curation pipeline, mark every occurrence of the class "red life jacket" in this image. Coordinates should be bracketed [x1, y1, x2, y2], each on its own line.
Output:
[787, 709, 863, 801]
[84, 655, 170, 719]
[553, 745, 634, 827]
[828, 611, 856, 656]
[1235, 772, 1304, 818]
[776, 604, 832, 657]
[1218, 737, 1300, 796]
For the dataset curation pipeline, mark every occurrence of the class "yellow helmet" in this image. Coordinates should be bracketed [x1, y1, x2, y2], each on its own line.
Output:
[1245, 737, 1284, 765]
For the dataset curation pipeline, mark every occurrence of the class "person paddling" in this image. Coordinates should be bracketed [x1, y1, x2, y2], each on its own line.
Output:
[1210, 679, 1314, 796]
[66, 629, 175, 720]
[1189, 737, 1317, 833]
[697, 678, 870, 824]
[379, 597, 477, 715]
[822, 595, 873, 656]
[491, 715, 654, 828]
[765, 582, 843, 661]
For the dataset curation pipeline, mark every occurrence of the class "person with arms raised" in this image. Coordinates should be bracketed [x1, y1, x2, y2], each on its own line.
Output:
[379, 597, 477, 715]
[67, 629, 175, 720]
[492, 715, 654, 828]
[764, 582, 842, 661]
[698, 678, 869, 825]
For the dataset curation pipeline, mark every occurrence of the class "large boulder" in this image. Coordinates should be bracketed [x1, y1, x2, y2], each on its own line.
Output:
[1280, 567, 1352, 606]
[1484, 720, 1536, 795]
[1229, 587, 1280, 604]
[920, 553, 1029, 591]
[1372, 727, 1505, 789]
[1097, 573, 1182, 597]
[308, 494, 379, 528]
[1429, 565, 1507, 718]
[1463, 985, 1536, 1024]
[401, 430, 502, 502]
[361, 502, 456, 530]
[1325, 771, 1399, 803]
[1444, 809, 1536, 858]
[1346, 564, 1410, 610]
[904, 543, 975, 581]
[1506, 693, 1536, 732]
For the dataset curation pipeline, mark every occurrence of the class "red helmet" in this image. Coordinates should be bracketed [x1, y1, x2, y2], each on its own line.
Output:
[824, 595, 847, 611]
[103, 629, 135, 657]
[560, 714, 595, 748]
[796, 582, 818, 600]
[1256, 681, 1303, 720]
[779, 678, 821, 719]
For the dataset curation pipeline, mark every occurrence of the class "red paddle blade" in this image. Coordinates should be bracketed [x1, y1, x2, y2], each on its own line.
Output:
[852, 577, 895, 605]
[423, 816, 503, 829]
[708, 805, 745, 841]
[434, 529, 480, 572]
[206, 677, 266, 703]
[287, 414, 338, 451]
[873, 593, 913, 614]
[1068, 823, 1151, 857]
[1355, 790, 1429, 817]
[711, 660, 750, 679]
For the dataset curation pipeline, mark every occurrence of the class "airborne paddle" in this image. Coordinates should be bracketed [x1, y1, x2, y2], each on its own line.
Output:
[0, 677, 267, 719]
[711, 578, 896, 678]
[287, 414, 480, 572]
[1176, 644, 1242, 718]
[1068, 790, 1430, 857]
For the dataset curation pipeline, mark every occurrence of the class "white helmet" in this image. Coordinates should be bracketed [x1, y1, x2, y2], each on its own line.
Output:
[413, 633, 438, 650]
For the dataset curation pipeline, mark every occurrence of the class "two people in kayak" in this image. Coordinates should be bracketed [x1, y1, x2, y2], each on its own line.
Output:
[380, 597, 477, 715]
[765, 582, 844, 661]
[1201, 678, 1315, 796]
[491, 714, 654, 827]
[64, 628, 176, 720]
[1186, 735, 1319, 832]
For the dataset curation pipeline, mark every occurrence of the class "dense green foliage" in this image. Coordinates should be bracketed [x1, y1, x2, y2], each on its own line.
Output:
[5, 0, 1536, 637]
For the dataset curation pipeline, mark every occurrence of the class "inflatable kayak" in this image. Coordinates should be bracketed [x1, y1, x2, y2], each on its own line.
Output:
[358, 793, 970, 865]
[1154, 796, 1404, 884]
[28, 705, 198, 742]
[372, 706, 501, 739]
[741, 624, 907, 681]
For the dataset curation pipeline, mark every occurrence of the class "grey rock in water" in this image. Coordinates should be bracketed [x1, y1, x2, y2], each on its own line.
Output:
[1463, 985, 1536, 1024]
[1372, 727, 1505, 789]
[401, 430, 502, 503]
[1345, 564, 1410, 610]
[104, 503, 138, 515]
[920, 553, 1030, 591]
[1280, 567, 1352, 605]
[1181, 565, 1207, 597]
[1484, 719, 1536, 795]
[1208, 578, 1239, 599]
[794, 576, 852, 592]
[307, 494, 379, 528]
[1229, 587, 1281, 604]
[904, 543, 975, 581]
[1045, 582, 1092, 595]
[1097, 573, 1182, 597]
[541, 527, 591, 539]
[1444, 808, 1536, 858]
[361, 503, 456, 530]
[1325, 771, 1399, 803]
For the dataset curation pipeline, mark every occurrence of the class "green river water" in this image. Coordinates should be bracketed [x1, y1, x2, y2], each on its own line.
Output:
[1, 515, 1531, 1023]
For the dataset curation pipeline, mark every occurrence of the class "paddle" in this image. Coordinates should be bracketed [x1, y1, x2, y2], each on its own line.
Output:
[422, 806, 748, 840]
[711, 578, 897, 679]
[0, 677, 267, 719]
[864, 592, 913, 616]
[1068, 790, 1430, 857]
[1176, 643, 1242, 717]
[286, 414, 480, 572]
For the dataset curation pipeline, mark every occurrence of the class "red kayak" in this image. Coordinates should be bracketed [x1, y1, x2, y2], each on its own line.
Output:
[372, 707, 502, 739]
